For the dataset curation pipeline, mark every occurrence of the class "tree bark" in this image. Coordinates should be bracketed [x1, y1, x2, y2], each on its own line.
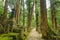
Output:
[15, 0, 20, 25]
[4, 0, 8, 19]
[27, 1, 34, 32]
[3, 0, 8, 33]
[40, 0, 48, 39]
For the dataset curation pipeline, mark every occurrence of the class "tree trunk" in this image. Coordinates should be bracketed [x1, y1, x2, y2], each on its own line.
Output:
[35, 0, 39, 32]
[3, 0, 8, 33]
[23, 0, 25, 26]
[27, 10, 32, 32]
[50, 0, 57, 29]
[15, 0, 20, 26]
[27, 1, 34, 32]
[40, 0, 48, 39]
[15, 0, 24, 40]
[4, 0, 8, 19]
[27, 2, 31, 32]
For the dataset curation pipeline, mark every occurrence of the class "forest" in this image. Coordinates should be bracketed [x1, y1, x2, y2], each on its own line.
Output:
[0, 0, 60, 40]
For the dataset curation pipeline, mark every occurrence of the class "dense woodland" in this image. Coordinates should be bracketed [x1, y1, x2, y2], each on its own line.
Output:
[0, 0, 60, 40]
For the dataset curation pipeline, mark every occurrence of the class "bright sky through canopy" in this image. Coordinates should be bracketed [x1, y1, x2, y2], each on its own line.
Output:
[3, 0, 50, 12]
[46, 0, 50, 8]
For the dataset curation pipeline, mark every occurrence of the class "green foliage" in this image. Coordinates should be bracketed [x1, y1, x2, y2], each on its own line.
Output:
[0, 33, 19, 40]
[0, 7, 4, 14]
[48, 25, 60, 40]
[8, 0, 15, 5]
[0, 1, 4, 14]
[0, 24, 4, 33]
[0, 37, 12, 40]
[26, 0, 33, 9]
[1, 0, 60, 40]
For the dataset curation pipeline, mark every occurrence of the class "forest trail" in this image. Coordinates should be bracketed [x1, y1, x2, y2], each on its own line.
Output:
[27, 28, 44, 40]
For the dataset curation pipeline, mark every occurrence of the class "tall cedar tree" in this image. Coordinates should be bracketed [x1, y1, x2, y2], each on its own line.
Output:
[15, 0, 24, 40]
[27, 0, 34, 32]
[40, 0, 48, 39]
[15, 0, 20, 25]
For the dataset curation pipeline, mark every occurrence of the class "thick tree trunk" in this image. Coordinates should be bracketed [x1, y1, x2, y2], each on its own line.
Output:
[40, 0, 48, 39]
[15, 0, 20, 25]
[15, 0, 24, 40]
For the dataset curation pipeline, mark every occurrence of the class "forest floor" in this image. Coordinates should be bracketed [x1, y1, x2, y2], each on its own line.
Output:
[26, 28, 44, 40]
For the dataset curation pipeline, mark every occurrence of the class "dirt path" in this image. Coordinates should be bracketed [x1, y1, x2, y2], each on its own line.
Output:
[27, 28, 44, 40]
